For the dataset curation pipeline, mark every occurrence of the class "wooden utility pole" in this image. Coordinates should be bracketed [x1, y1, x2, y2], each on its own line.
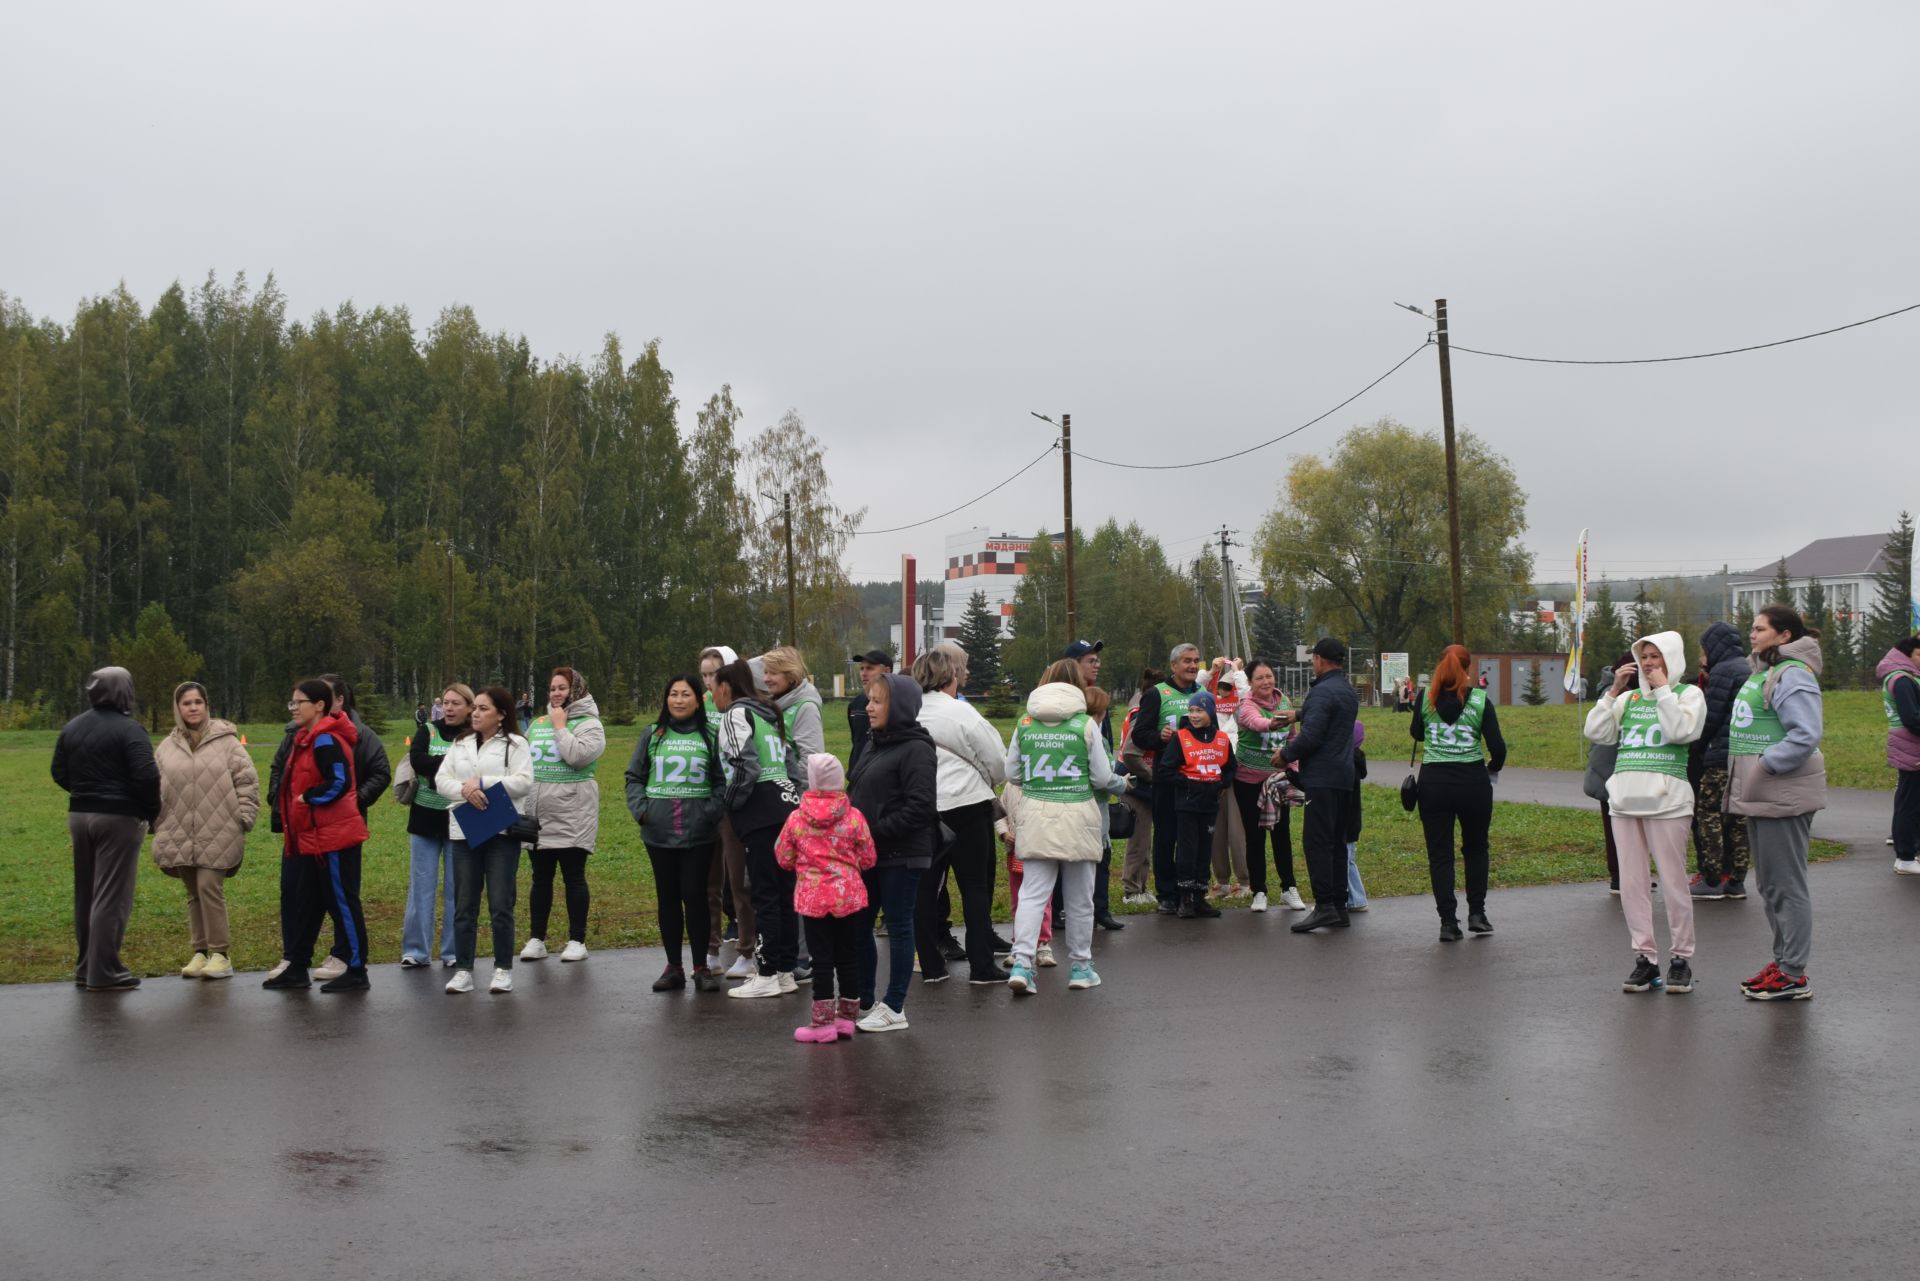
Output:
[1435, 299, 1466, 644]
[783, 491, 798, 646]
[444, 534, 455, 679]
[1061, 412, 1076, 639]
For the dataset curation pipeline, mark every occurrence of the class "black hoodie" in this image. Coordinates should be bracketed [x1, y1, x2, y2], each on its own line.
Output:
[1698, 620, 1751, 770]
[848, 674, 939, 869]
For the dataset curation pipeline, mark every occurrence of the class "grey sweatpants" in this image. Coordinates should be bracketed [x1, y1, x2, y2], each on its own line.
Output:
[71, 813, 146, 987]
[1750, 814, 1813, 977]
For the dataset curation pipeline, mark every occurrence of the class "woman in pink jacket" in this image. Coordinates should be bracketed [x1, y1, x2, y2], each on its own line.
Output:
[1233, 658, 1305, 912]
[775, 753, 877, 1043]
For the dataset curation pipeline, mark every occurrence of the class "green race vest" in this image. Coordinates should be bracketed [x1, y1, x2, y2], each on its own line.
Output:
[1015, 712, 1095, 804]
[1423, 689, 1489, 764]
[750, 707, 790, 779]
[1613, 690, 1689, 779]
[1884, 672, 1914, 730]
[528, 714, 600, 783]
[1235, 694, 1293, 769]
[1154, 682, 1196, 733]
[704, 692, 718, 720]
[646, 726, 715, 798]
[1728, 660, 1808, 757]
[415, 728, 454, 811]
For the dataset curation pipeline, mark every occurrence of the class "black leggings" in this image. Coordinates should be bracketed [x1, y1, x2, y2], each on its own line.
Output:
[646, 842, 714, 968]
[744, 824, 799, 976]
[803, 914, 863, 1002]
[1232, 776, 1296, 894]
[917, 800, 997, 980]
[528, 847, 591, 942]
[1417, 765, 1494, 920]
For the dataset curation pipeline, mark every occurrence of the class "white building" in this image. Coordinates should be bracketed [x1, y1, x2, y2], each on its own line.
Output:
[1726, 534, 1886, 621]
[943, 527, 1064, 638]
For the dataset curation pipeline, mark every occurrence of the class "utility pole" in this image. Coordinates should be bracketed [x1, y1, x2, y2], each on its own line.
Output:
[1061, 412, 1076, 639]
[444, 534, 455, 679]
[1216, 526, 1238, 660]
[782, 491, 797, 646]
[1435, 298, 1466, 644]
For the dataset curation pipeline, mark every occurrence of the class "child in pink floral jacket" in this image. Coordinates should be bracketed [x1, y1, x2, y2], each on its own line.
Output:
[775, 754, 877, 1043]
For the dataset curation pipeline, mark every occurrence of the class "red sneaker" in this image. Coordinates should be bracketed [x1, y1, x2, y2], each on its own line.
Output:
[1743, 967, 1811, 1001]
[1740, 961, 1781, 992]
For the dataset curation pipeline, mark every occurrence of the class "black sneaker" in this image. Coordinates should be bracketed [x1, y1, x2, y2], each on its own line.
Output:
[1622, 956, 1663, 993]
[1467, 912, 1493, 935]
[938, 936, 967, 964]
[793, 962, 813, 983]
[1666, 958, 1694, 994]
[1155, 899, 1178, 915]
[1723, 878, 1747, 900]
[1439, 919, 1463, 942]
[320, 967, 370, 993]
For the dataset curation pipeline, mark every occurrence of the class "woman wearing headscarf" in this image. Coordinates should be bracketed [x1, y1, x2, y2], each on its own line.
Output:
[848, 673, 938, 1031]
[151, 682, 260, 979]
[521, 666, 606, 963]
[52, 667, 161, 990]
[1410, 644, 1506, 941]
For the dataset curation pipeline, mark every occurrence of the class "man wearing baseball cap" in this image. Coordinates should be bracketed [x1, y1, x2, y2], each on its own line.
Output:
[848, 649, 892, 769]
[1283, 637, 1360, 934]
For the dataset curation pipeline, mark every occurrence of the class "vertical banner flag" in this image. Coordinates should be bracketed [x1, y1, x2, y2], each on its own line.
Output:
[1563, 528, 1588, 694]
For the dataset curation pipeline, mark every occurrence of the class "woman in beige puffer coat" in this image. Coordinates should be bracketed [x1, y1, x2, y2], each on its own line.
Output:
[520, 668, 606, 961]
[152, 682, 261, 980]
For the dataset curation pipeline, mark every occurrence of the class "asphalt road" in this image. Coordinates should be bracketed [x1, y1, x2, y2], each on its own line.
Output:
[4, 774, 1914, 1281]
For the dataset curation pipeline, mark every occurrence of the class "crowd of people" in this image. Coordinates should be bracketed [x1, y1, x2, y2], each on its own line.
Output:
[48, 602, 1920, 1025]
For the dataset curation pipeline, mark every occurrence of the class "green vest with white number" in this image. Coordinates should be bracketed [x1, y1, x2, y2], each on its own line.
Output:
[749, 706, 789, 778]
[415, 727, 455, 811]
[1154, 681, 1196, 733]
[1728, 661, 1807, 757]
[1884, 672, 1913, 729]
[1423, 689, 1489, 764]
[1613, 691, 1689, 779]
[1015, 712, 1095, 804]
[646, 725, 716, 798]
[1236, 694, 1293, 769]
[528, 714, 600, 783]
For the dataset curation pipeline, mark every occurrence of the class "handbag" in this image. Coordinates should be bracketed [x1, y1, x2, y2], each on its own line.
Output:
[1108, 800, 1136, 840]
[1400, 745, 1420, 813]
[392, 755, 419, 807]
[507, 814, 542, 846]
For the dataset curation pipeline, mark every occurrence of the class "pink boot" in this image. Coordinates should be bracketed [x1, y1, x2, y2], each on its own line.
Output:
[794, 999, 839, 1044]
[833, 997, 859, 1038]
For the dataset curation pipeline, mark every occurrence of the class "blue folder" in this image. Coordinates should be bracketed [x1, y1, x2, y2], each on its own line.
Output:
[456, 781, 522, 847]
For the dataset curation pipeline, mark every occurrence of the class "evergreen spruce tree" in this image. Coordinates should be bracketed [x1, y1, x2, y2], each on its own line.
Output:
[1249, 597, 1300, 665]
[1866, 511, 1915, 660]
[1769, 556, 1795, 608]
[1521, 660, 1547, 706]
[1584, 577, 1628, 690]
[956, 590, 1002, 696]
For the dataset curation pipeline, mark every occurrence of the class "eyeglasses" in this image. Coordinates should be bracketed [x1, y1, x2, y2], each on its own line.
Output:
[287, 697, 314, 710]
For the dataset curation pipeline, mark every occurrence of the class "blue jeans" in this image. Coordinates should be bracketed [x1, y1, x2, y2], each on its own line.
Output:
[452, 836, 520, 969]
[403, 832, 457, 963]
[1347, 842, 1368, 908]
[857, 864, 921, 1013]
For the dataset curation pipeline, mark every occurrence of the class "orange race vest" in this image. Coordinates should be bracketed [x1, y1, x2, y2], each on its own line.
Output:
[1175, 728, 1231, 783]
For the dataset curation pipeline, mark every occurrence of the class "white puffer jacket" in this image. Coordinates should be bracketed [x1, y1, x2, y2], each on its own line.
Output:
[919, 690, 1007, 810]
[435, 731, 537, 843]
[1001, 682, 1117, 862]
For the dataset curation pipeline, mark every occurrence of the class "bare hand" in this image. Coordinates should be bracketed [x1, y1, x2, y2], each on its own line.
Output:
[1610, 666, 1636, 697]
[550, 702, 568, 730]
[1160, 724, 1176, 743]
[461, 779, 489, 809]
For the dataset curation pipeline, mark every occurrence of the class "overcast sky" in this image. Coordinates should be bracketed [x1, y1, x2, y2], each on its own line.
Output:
[5, 2, 1915, 590]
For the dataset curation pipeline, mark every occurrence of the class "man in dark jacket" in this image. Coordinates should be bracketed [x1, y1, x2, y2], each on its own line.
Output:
[52, 667, 162, 989]
[1690, 620, 1752, 899]
[1284, 637, 1360, 934]
[1130, 643, 1203, 911]
[847, 649, 892, 769]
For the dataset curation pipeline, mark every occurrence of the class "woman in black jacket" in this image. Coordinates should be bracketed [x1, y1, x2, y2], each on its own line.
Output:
[52, 667, 162, 990]
[848, 673, 938, 1032]
[1410, 644, 1507, 941]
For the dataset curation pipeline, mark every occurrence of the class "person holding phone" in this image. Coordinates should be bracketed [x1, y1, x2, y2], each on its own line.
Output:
[521, 667, 605, 963]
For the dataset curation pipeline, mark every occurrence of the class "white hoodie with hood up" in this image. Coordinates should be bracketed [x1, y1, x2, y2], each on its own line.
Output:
[1582, 630, 1707, 821]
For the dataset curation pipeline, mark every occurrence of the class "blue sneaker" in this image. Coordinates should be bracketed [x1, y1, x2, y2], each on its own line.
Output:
[1007, 962, 1037, 995]
[1067, 962, 1101, 990]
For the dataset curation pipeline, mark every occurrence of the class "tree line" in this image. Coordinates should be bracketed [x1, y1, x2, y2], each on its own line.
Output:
[0, 273, 866, 725]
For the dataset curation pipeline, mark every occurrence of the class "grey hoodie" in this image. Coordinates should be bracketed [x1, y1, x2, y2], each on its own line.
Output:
[1726, 634, 1826, 818]
[775, 679, 826, 758]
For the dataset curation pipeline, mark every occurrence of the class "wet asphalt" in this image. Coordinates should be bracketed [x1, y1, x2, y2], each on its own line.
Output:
[4, 777, 1917, 1281]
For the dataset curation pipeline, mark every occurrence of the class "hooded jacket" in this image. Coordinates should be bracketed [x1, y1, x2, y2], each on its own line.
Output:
[527, 691, 606, 850]
[1166, 690, 1230, 814]
[1002, 681, 1116, 861]
[51, 669, 161, 820]
[268, 710, 389, 832]
[152, 717, 259, 874]
[280, 711, 372, 856]
[624, 714, 724, 848]
[718, 693, 806, 834]
[774, 679, 827, 758]
[775, 789, 877, 917]
[919, 688, 1008, 810]
[433, 728, 536, 843]
[1726, 634, 1826, 818]
[1582, 631, 1708, 821]
[1874, 646, 1920, 772]
[847, 673, 939, 868]
[1698, 621, 1752, 770]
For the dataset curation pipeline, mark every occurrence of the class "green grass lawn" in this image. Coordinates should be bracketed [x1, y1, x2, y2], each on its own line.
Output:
[1363, 689, 1902, 790]
[1, 709, 1845, 984]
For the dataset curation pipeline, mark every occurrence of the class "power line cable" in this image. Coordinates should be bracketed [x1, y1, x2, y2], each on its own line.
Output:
[1075, 344, 1432, 472]
[1449, 302, 1920, 365]
[852, 442, 1057, 536]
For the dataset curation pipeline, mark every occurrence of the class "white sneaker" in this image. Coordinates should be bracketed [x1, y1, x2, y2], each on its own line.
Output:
[776, 971, 798, 994]
[1281, 887, 1308, 911]
[266, 958, 291, 980]
[445, 969, 474, 994]
[519, 938, 549, 960]
[314, 956, 347, 982]
[1121, 892, 1154, 906]
[1250, 892, 1269, 913]
[1896, 858, 1920, 876]
[728, 974, 783, 999]
[489, 968, 513, 994]
[857, 1002, 909, 1032]
[705, 952, 722, 971]
[1035, 942, 1057, 968]
[559, 940, 588, 962]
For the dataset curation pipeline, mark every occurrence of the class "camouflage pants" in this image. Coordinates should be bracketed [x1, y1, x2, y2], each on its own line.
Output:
[1693, 766, 1750, 882]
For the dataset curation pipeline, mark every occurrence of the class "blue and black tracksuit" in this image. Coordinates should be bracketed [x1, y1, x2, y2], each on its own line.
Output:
[284, 732, 369, 974]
